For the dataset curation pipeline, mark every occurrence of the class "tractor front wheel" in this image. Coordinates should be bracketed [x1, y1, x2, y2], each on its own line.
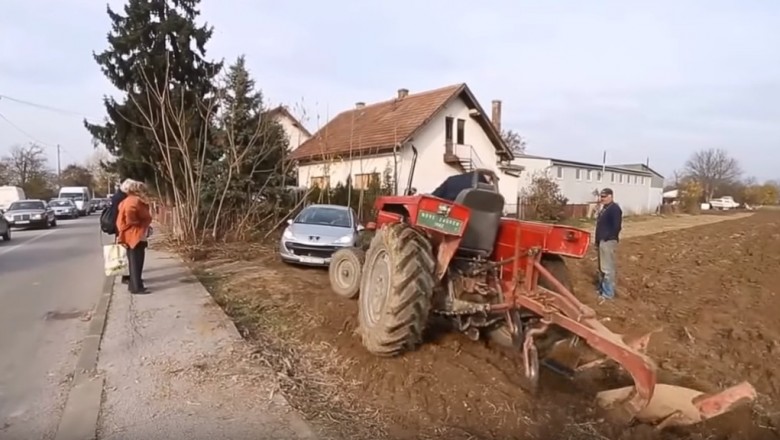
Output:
[357, 223, 435, 357]
[488, 255, 573, 353]
[329, 247, 365, 299]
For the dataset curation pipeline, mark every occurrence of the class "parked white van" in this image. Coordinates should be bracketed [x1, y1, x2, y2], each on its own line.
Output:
[58, 186, 92, 215]
[0, 186, 26, 213]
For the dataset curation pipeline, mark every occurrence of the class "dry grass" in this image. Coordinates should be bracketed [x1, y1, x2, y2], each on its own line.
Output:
[188, 243, 389, 440]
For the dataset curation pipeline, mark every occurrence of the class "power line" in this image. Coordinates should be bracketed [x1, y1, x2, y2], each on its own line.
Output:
[0, 94, 100, 121]
[0, 110, 52, 147]
[0, 110, 80, 163]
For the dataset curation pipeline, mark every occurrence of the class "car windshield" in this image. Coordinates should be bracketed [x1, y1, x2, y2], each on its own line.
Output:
[50, 200, 72, 207]
[9, 201, 45, 211]
[295, 207, 351, 228]
[61, 193, 84, 201]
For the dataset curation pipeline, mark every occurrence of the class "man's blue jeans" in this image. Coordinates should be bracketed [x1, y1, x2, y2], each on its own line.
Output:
[597, 240, 617, 299]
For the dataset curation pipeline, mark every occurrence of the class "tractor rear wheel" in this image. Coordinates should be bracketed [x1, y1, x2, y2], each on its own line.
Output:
[358, 223, 435, 357]
[488, 255, 573, 353]
[329, 247, 365, 299]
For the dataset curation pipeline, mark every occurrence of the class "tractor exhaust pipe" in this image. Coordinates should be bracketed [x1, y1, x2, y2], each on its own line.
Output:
[405, 145, 418, 196]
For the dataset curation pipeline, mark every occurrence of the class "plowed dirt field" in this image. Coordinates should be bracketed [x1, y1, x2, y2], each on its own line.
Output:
[194, 211, 780, 440]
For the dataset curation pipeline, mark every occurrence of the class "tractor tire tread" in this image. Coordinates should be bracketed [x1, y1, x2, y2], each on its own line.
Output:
[359, 223, 435, 357]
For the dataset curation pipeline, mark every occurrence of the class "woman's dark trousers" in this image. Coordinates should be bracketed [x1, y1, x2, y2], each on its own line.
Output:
[127, 241, 147, 293]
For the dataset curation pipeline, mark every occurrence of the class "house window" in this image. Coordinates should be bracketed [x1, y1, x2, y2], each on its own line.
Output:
[634, 175, 639, 184]
[556, 166, 563, 179]
[575, 169, 582, 180]
[456, 119, 465, 144]
[310, 176, 330, 189]
[597, 171, 603, 182]
[587, 170, 593, 181]
[610, 172, 615, 183]
[354, 172, 379, 190]
[619, 174, 624, 184]
[445, 117, 454, 144]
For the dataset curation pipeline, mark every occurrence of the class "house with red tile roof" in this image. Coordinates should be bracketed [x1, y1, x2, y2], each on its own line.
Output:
[289, 83, 524, 212]
[264, 105, 312, 151]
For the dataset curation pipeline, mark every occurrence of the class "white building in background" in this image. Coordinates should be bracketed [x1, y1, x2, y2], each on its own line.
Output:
[289, 84, 523, 213]
[511, 154, 664, 215]
[265, 105, 312, 151]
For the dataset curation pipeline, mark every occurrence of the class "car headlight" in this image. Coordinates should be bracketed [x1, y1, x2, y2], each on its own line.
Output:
[334, 235, 353, 244]
[32, 214, 42, 219]
[282, 228, 293, 239]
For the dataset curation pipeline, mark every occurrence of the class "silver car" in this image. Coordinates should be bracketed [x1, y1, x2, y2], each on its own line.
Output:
[49, 199, 80, 219]
[279, 204, 364, 266]
[3, 200, 57, 229]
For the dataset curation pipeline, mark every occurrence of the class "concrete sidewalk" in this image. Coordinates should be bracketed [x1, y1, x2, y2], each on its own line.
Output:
[96, 248, 318, 440]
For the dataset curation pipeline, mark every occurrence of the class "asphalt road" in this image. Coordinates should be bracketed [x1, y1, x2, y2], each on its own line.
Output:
[0, 214, 106, 440]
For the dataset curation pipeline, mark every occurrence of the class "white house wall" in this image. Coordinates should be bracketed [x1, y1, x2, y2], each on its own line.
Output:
[553, 166, 655, 215]
[296, 95, 517, 211]
[297, 153, 402, 191]
[275, 114, 311, 151]
[410, 98, 519, 212]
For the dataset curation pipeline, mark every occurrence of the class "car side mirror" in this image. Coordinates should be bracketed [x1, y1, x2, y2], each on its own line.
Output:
[286, 219, 293, 226]
[357, 224, 365, 231]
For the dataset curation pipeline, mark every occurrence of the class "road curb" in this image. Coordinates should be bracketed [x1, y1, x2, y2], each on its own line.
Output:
[53, 275, 115, 440]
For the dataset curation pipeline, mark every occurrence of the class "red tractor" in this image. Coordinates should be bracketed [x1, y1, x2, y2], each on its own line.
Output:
[328, 168, 755, 428]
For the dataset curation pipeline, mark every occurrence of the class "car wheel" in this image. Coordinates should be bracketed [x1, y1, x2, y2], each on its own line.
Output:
[51, 218, 57, 227]
[1, 229, 9, 241]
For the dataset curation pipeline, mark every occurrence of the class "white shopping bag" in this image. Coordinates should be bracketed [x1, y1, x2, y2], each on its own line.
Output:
[103, 244, 128, 277]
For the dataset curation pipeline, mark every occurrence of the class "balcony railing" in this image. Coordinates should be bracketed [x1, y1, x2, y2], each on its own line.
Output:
[444, 143, 487, 172]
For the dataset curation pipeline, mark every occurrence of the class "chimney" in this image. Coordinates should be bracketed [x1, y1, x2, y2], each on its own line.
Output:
[397, 88, 409, 99]
[491, 100, 502, 132]
[355, 102, 365, 109]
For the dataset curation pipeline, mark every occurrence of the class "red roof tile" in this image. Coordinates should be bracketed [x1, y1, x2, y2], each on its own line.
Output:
[290, 84, 510, 162]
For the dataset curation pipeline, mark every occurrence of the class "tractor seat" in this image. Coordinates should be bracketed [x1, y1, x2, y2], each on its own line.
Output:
[454, 186, 505, 257]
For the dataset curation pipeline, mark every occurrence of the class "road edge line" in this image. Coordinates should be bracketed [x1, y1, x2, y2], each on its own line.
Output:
[53, 275, 115, 440]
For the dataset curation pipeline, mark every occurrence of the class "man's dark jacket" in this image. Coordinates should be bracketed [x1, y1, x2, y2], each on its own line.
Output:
[431, 171, 488, 202]
[595, 202, 623, 243]
[109, 190, 128, 236]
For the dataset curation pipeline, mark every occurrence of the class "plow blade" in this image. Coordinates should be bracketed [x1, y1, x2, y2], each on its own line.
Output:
[596, 382, 757, 429]
[538, 319, 757, 429]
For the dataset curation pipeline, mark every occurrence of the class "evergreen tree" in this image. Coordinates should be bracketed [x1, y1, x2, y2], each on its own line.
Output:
[85, 0, 223, 196]
[214, 55, 289, 198]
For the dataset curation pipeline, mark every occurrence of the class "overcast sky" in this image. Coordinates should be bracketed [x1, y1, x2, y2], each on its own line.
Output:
[1, 0, 778, 181]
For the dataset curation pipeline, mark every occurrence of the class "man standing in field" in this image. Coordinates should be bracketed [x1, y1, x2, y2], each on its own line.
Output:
[595, 188, 622, 300]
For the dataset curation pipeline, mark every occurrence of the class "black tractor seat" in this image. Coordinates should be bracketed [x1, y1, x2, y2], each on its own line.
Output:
[453, 183, 505, 258]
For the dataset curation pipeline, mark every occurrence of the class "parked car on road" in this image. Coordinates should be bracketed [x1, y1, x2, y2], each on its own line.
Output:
[49, 199, 80, 219]
[3, 200, 57, 229]
[279, 204, 363, 266]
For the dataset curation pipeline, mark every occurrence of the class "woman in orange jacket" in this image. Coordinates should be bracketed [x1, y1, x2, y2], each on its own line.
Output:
[116, 179, 153, 294]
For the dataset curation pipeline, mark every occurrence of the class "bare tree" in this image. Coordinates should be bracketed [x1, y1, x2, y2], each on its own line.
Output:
[0, 143, 56, 198]
[0, 160, 9, 185]
[1, 143, 49, 186]
[683, 148, 741, 200]
[126, 55, 295, 243]
[501, 129, 526, 155]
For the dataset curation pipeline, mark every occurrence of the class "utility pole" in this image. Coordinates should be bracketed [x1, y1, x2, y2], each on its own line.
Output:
[56, 144, 61, 182]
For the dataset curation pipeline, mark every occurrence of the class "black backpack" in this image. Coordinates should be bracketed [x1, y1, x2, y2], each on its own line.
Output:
[100, 206, 117, 235]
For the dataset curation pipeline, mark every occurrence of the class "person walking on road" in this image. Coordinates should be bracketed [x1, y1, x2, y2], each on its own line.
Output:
[595, 188, 622, 301]
[116, 180, 153, 294]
